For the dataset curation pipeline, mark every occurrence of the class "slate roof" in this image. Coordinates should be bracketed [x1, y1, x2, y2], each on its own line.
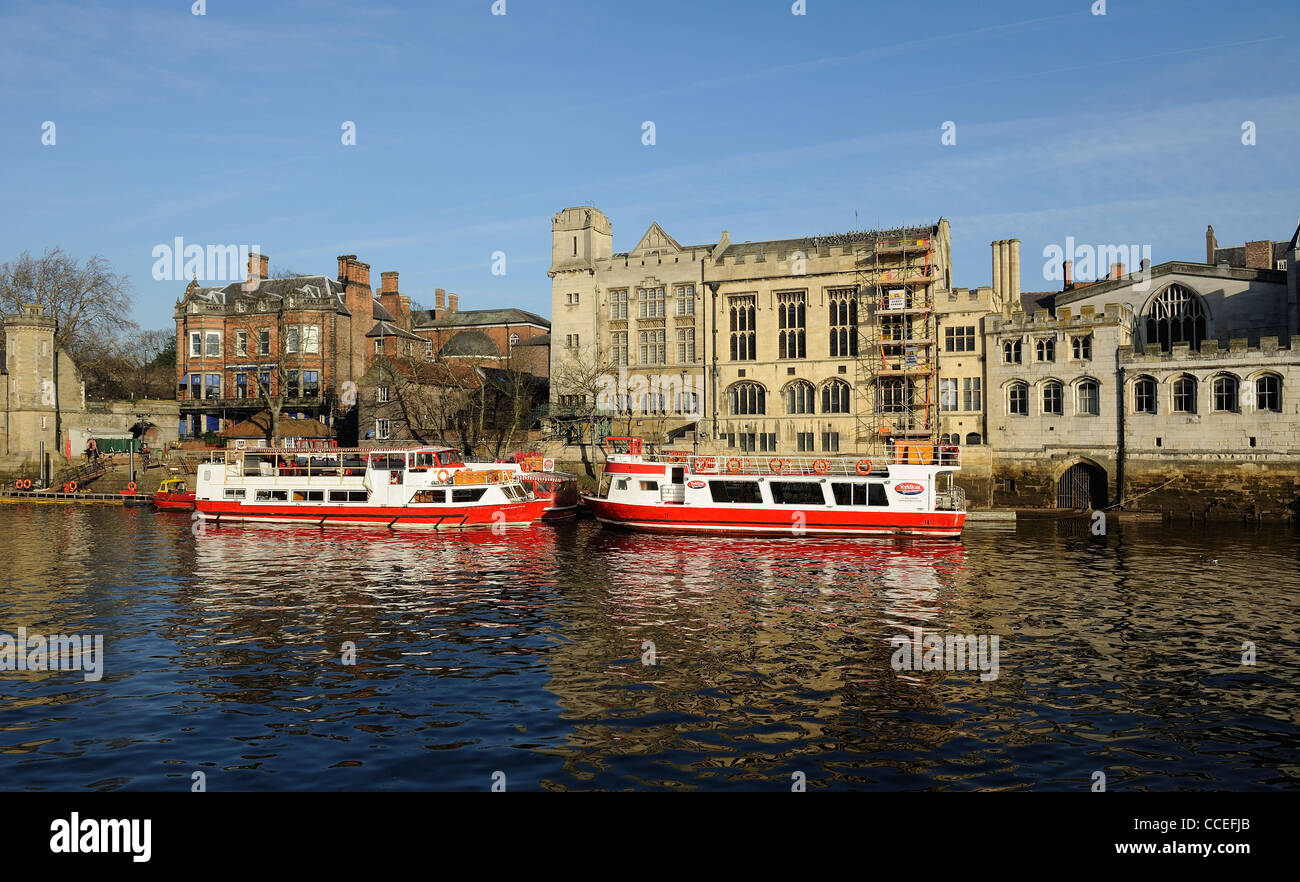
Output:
[512, 333, 550, 347]
[439, 329, 501, 357]
[366, 320, 424, 341]
[412, 308, 549, 329]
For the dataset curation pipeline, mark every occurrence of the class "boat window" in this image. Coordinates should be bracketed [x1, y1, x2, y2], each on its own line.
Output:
[614, 479, 629, 491]
[708, 480, 762, 504]
[412, 489, 445, 503]
[293, 490, 324, 502]
[770, 481, 825, 505]
[411, 453, 436, 471]
[224, 488, 246, 499]
[328, 490, 370, 503]
[639, 480, 659, 492]
[254, 490, 289, 502]
[831, 483, 889, 506]
[452, 488, 487, 503]
[437, 452, 461, 467]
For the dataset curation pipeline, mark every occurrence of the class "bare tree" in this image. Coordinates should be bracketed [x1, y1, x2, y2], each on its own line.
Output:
[550, 343, 617, 475]
[0, 248, 135, 351]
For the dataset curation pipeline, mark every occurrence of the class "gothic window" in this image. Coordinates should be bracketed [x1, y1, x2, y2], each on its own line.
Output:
[1145, 284, 1207, 351]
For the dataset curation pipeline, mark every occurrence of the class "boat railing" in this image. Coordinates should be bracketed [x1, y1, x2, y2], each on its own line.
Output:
[935, 486, 966, 512]
[609, 445, 960, 475]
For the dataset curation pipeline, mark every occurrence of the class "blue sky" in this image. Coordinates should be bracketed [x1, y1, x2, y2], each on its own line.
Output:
[1, 0, 1296, 330]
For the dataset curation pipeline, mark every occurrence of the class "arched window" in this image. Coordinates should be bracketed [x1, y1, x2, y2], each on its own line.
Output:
[1003, 339, 1022, 364]
[1133, 376, 1157, 414]
[822, 379, 850, 414]
[1212, 374, 1239, 413]
[1077, 379, 1099, 415]
[1172, 374, 1197, 413]
[1035, 337, 1055, 362]
[965, 432, 982, 445]
[509, 333, 519, 346]
[729, 382, 766, 415]
[1254, 373, 1282, 412]
[785, 380, 815, 414]
[1008, 381, 1029, 416]
[1145, 284, 1207, 351]
[1042, 380, 1063, 415]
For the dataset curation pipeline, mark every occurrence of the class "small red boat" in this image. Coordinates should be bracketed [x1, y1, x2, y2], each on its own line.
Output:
[153, 476, 196, 511]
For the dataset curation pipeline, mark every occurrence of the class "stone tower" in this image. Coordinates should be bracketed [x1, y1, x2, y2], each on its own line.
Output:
[3, 304, 60, 463]
[548, 207, 613, 404]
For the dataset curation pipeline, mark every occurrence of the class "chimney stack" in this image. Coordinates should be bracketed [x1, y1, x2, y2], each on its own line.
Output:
[1063, 259, 1073, 291]
[435, 288, 446, 311]
[1244, 241, 1273, 270]
[378, 271, 409, 327]
[991, 240, 1004, 302]
[1110, 262, 1125, 280]
[1008, 238, 1021, 303]
[380, 271, 399, 293]
[246, 252, 269, 289]
[1206, 225, 1217, 264]
[448, 293, 459, 314]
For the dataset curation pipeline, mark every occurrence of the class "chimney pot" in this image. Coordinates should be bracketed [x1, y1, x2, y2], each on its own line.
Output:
[1111, 262, 1124, 279]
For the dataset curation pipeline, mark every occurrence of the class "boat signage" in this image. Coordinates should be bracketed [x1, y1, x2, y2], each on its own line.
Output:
[894, 482, 925, 495]
[687, 480, 706, 489]
[542, 458, 555, 472]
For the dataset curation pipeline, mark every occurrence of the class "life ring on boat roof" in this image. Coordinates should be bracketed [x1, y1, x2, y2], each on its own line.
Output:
[126, 481, 137, 492]
[813, 459, 830, 475]
[17, 479, 30, 490]
[66, 481, 77, 492]
[856, 459, 872, 476]
[436, 469, 450, 483]
[726, 457, 743, 474]
[769, 457, 785, 473]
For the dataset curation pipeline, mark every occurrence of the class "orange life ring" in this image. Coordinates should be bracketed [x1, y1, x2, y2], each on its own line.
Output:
[813, 459, 830, 475]
[66, 481, 77, 492]
[769, 457, 785, 473]
[126, 481, 137, 493]
[856, 459, 872, 475]
[726, 457, 743, 474]
[694, 456, 715, 471]
[436, 469, 450, 482]
[17, 479, 29, 490]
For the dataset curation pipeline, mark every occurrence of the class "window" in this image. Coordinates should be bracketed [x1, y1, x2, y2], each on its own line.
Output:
[729, 382, 766, 415]
[1255, 374, 1281, 412]
[1071, 335, 1092, 360]
[759, 432, 777, 452]
[709, 481, 763, 504]
[729, 295, 756, 360]
[786, 380, 815, 414]
[566, 292, 580, 306]
[378, 386, 390, 403]
[828, 289, 858, 357]
[235, 331, 248, 356]
[638, 329, 666, 364]
[777, 292, 806, 359]
[205, 331, 221, 357]
[676, 285, 695, 315]
[509, 333, 519, 346]
[189, 332, 202, 357]
[1145, 284, 1207, 351]
[1212, 375, 1239, 413]
[205, 374, 221, 400]
[822, 379, 850, 414]
[944, 326, 975, 352]
[612, 331, 628, 366]
[300, 371, 319, 398]
[881, 378, 909, 413]
[254, 490, 289, 502]
[1003, 339, 1022, 364]
[963, 377, 981, 411]
[638, 286, 665, 318]
[738, 432, 756, 452]
[375, 419, 391, 440]
[831, 483, 888, 506]
[1172, 375, 1197, 413]
[425, 339, 434, 360]
[374, 339, 383, 354]
[412, 490, 446, 504]
[1077, 379, 1099, 416]
[292, 490, 325, 502]
[452, 488, 487, 503]
[639, 481, 659, 492]
[565, 333, 580, 349]
[940, 378, 958, 412]
[286, 326, 300, 353]
[1008, 382, 1028, 416]
[235, 374, 248, 398]
[821, 432, 840, 452]
[224, 488, 246, 499]
[258, 329, 270, 356]
[674, 391, 699, 414]
[610, 289, 628, 319]
[1042, 381, 1063, 415]
[1133, 377, 1156, 414]
[1035, 337, 1055, 362]
[965, 433, 982, 445]
[1277, 259, 1288, 271]
[677, 327, 695, 362]
[795, 432, 814, 452]
[770, 482, 826, 505]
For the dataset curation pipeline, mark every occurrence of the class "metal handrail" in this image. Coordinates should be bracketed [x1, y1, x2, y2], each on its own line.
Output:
[609, 448, 961, 474]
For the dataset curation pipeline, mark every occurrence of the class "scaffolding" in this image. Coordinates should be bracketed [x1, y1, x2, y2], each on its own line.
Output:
[854, 228, 937, 455]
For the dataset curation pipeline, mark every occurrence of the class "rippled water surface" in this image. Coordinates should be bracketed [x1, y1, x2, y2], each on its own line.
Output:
[0, 504, 1296, 791]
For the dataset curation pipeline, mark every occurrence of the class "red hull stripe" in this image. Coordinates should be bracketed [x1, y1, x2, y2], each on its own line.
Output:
[582, 497, 964, 535]
[604, 462, 669, 476]
[196, 499, 547, 526]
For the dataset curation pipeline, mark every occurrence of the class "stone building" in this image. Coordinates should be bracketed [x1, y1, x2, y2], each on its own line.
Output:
[982, 226, 1300, 517]
[548, 205, 952, 456]
[1, 304, 86, 476]
[175, 254, 548, 442]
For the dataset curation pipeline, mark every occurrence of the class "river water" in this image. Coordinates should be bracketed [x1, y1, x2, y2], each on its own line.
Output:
[0, 505, 1296, 791]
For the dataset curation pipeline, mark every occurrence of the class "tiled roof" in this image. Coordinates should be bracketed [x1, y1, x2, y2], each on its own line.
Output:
[222, 410, 334, 439]
[412, 308, 549, 329]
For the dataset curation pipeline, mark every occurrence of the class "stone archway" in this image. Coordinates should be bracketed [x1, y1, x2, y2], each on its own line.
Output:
[1057, 461, 1107, 510]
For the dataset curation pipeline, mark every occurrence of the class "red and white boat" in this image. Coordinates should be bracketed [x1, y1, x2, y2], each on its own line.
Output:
[493, 453, 580, 520]
[194, 446, 549, 529]
[582, 437, 966, 538]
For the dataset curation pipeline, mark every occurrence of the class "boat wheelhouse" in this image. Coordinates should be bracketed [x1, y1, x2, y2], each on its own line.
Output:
[152, 475, 196, 511]
[493, 453, 580, 520]
[582, 437, 966, 538]
[194, 446, 549, 529]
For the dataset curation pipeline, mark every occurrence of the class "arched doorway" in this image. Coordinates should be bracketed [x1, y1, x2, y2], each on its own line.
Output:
[1058, 461, 1107, 509]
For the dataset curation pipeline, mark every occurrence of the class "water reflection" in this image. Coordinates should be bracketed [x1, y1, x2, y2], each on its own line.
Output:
[0, 505, 1296, 791]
